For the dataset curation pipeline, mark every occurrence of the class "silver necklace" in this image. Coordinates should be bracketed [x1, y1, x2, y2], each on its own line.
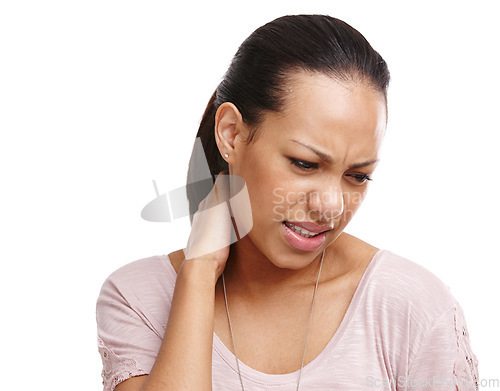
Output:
[221, 248, 326, 391]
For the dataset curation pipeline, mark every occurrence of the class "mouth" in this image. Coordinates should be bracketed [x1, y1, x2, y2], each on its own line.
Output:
[283, 221, 333, 237]
[281, 221, 333, 251]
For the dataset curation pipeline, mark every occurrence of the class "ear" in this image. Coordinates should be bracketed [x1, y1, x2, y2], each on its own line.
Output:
[214, 102, 244, 161]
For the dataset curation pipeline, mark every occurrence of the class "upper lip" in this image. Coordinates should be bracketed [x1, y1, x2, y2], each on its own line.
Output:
[285, 221, 334, 233]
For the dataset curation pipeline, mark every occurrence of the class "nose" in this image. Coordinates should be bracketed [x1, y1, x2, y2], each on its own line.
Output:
[308, 180, 344, 223]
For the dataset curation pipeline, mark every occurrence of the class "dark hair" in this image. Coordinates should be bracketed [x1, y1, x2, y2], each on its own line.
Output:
[187, 14, 390, 221]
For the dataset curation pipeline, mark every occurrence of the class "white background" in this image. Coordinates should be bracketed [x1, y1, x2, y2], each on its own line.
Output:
[1, 0, 498, 389]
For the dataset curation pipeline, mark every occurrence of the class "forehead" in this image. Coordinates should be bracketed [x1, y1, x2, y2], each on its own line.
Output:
[248, 71, 387, 163]
[277, 71, 387, 135]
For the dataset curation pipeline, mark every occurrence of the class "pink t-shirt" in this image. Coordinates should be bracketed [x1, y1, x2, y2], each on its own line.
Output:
[96, 249, 479, 390]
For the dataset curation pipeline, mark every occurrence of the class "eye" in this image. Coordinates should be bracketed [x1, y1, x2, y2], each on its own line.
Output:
[288, 158, 319, 171]
[345, 173, 373, 185]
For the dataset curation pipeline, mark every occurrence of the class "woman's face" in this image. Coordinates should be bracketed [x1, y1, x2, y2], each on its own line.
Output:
[226, 71, 387, 269]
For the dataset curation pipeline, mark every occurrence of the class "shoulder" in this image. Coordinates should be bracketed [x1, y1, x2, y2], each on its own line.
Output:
[371, 249, 457, 312]
[367, 249, 458, 314]
[364, 248, 460, 342]
[97, 253, 177, 306]
[357, 248, 469, 366]
[334, 234, 457, 316]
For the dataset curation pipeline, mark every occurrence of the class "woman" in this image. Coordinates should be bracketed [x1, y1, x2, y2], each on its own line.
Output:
[96, 14, 479, 390]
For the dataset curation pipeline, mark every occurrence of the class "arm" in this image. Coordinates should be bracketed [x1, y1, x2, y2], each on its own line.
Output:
[135, 258, 218, 391]
[98, 255, 220, 391]
[103, 172, 233, 391]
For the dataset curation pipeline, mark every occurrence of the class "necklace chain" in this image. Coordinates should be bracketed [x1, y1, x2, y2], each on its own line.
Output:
[221, 248, 326, 391]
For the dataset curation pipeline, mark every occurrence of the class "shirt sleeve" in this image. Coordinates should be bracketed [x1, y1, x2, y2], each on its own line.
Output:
[96, 257, 174, 391]
[96, 298, 151, 391]
[405, 302, 479, 391]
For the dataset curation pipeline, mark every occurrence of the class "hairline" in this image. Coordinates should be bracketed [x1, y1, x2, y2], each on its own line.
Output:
[241, 67, 388, 146]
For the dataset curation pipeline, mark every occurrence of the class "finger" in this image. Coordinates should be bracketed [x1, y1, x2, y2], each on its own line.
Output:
[201, 171, 230, 210]
[214, 171, 230, 204]
[228, 178, 253, 241]
[184, 200, 233, 260]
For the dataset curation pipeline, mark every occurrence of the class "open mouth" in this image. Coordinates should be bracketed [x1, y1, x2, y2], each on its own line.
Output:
[281, 221, 332, 252]
[283, 221, 322, 238]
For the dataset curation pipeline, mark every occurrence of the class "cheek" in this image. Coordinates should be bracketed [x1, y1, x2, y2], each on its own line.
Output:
[268, 185, 299, 221]
[243, 171, 279, 218]
[246, 158, 286, 198]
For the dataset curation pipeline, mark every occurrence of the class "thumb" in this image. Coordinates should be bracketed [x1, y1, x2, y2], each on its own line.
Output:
[211, 170, 231, 206]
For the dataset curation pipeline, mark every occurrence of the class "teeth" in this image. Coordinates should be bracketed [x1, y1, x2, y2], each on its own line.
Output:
[284, 222, 319, 238]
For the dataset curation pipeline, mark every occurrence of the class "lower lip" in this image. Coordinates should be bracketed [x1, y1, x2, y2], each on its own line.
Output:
[282, 222, 328, 251]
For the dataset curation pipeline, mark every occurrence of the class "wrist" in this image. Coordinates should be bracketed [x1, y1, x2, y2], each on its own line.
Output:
[178, 257, 220, 286]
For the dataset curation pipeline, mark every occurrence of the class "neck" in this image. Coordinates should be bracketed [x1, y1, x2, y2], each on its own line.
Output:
[221, 232, 350, 302]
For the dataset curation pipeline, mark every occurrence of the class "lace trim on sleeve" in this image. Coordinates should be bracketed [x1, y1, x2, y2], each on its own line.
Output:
[98, 337, 147, 391]
[453, 304, 479, 390]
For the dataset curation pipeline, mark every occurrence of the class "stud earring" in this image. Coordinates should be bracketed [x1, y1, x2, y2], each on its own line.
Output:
[224, 153, 229, 158]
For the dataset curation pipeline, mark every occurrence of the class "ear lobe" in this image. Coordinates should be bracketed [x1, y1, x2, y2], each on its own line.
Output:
[215, 102, 243, 152]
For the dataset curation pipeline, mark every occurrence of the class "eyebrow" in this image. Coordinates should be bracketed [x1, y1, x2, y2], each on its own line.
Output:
[290, 139, 379, 169]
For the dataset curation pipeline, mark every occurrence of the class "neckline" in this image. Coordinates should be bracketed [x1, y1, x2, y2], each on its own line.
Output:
[161, 248, 386, 385]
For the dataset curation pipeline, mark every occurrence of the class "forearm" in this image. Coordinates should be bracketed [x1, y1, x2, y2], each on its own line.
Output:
[140, 259, 218, 391]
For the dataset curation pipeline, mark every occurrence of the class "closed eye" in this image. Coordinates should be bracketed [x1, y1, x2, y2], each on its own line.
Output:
[289, 158, 318, 170]
[289, 157, 373, 184]
[345, 173, 373, 184]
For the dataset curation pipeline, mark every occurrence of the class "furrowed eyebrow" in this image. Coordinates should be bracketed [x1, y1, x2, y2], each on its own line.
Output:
[290, 139, 379, 169]
[348, 160, 379, 169]
[291, 139, 333, 163]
